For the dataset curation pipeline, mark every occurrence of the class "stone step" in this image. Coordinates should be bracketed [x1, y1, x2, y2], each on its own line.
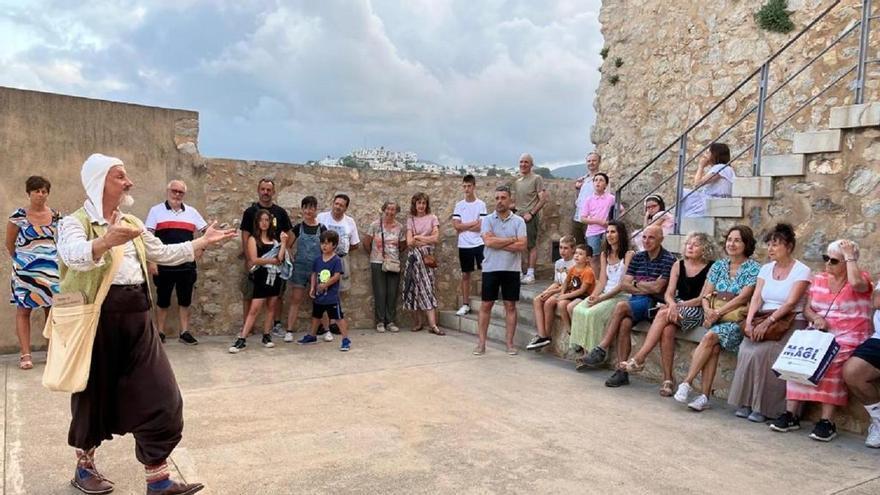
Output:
[791, 129, 841, 154]
[680, 217, 715, 236]
[663, 234, 686, 253]
[468, 296, 542, 327]
[438, 310, 538, 350]
[759, 154, 806, 177]
[829, 102, 880, 129]
[732, 176, 774, 198]
[705, 197, 743, 217]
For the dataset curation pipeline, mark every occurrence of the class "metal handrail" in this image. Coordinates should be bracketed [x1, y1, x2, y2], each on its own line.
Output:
[614, 0, 875, 234]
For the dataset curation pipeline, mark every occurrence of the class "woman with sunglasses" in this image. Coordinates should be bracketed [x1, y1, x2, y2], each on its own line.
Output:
[769, 240, 873, 442]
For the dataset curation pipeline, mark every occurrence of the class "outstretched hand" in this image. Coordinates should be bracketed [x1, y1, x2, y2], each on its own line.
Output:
[202, 221, 237, 245]
[102, 211, 142, 248]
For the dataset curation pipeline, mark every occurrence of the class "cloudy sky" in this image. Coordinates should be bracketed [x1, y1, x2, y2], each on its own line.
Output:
[0, 0, 603, 168]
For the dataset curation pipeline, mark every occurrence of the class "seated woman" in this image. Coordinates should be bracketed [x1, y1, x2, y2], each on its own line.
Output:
[770, 239, 873, 442]
[569, 221, 634, 368]
[728, 223, 811, 422]
[674, 226, 760, 410]
[632, 195, 676, 251]
[680, 143, 735, 218]
[622, 232, 715, 396]
[843, 277, 880, 448]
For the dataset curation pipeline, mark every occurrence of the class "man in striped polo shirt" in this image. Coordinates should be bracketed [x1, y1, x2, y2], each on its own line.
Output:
[579, 225, 675, 386]
[146, 180, 207, 345]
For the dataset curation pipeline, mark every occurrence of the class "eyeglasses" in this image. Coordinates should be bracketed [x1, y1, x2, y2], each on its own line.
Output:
[169, 189, 186, 195]
[821, 255, 841, 265]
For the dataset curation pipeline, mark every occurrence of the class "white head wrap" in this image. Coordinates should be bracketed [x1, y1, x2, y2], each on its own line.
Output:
[81, 153, 124, 221]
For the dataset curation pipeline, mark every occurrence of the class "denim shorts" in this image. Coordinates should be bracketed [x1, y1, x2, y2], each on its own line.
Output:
[628, 294, 656, 324]
[585, 234, 604, 256]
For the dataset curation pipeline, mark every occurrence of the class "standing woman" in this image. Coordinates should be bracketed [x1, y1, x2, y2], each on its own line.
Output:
[364, 200, 407, 333]
[6, 176, 60, 370]
[570, 220, 634, 367]
[728, 223, 811, 422]
[229, 209, 288, 353]
[403, 193, 442, 335]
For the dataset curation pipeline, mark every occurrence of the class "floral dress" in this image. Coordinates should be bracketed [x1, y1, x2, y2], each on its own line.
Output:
[705, 257, 761, 352]
[8, 208, 61, 308]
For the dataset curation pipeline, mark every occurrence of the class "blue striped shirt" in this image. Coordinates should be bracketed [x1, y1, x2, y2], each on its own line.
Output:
[626, 248, 676, 282]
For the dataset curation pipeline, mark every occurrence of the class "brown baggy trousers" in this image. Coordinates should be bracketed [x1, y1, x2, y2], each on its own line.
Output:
[68, 284, 184, 465]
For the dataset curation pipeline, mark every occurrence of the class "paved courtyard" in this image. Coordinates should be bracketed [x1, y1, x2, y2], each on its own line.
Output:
[1, 329, 878, 495]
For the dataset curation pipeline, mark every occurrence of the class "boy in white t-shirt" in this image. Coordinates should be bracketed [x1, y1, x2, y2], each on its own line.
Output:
[844, 277, 880, 448]
[453, 174, 488, 316]
[526, 235, 577, 350]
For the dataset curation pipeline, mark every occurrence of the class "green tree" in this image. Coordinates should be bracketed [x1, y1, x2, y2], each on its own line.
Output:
[533, 166, 554, 179]
[756, 0, 794, 33]
[341, 156, 358, 168]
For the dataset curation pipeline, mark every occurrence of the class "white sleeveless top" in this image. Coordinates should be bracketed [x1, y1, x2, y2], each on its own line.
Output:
[603, 258, 626, 295]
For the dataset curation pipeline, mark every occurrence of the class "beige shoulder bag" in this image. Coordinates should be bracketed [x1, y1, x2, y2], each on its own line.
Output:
[42, 246, 123, 393]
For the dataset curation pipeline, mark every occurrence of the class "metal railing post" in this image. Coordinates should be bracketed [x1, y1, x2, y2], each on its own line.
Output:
[855, 0, 872, 104]
[674, 134, 688, 235]
[753, 62, 770, 176]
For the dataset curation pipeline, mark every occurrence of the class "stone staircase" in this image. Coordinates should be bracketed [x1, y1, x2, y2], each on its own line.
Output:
[661, 101, 880, 252]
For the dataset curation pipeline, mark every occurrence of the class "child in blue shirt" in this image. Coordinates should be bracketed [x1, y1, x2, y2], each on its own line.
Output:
[297, 230, 351, 351]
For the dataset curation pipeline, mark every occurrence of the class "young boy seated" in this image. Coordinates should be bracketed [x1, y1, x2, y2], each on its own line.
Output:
[296, 230, 352, 351]
[526, 235, 577, 350]
[556, 245, 596, 334]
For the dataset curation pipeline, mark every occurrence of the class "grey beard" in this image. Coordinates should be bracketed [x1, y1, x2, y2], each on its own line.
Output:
[120, 194, 135, 208]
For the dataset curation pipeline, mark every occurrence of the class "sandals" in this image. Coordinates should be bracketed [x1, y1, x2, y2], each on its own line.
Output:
[621, 358, 645, 373]
[19, 353, 33, 370]
[411, 325, 424, 332]
[659, 380, 675, 397]
[429, 326, 446, 336]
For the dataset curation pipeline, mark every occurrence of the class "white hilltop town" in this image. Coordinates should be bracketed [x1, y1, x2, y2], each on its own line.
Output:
[310, 146, 515, 177]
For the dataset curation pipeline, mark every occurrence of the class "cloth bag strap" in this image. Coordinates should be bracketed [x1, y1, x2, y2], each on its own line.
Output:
[94, 245, 125, 305]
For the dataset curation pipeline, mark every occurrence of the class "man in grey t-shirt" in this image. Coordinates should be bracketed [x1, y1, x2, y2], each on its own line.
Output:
[474, 185, 527, 356]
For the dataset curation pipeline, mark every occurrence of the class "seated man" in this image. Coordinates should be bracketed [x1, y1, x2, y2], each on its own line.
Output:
[578, 226, 675, 387]
[843, 279, 880, 448]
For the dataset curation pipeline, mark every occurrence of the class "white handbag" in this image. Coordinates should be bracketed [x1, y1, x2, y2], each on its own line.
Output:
[42, 247, 123, 393]
[772, 329, 840, 386]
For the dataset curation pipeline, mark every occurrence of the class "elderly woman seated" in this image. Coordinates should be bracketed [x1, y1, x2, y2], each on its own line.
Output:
[769, 240, 873, 442]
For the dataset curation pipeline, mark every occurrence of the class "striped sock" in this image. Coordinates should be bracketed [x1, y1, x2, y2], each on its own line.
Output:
[145, 462, 172, 490]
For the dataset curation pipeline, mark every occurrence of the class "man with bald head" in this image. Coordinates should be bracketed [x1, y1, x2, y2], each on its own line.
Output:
[578, 225, 676, 387]
[145, 180, 208, 345]
[509, 153, 548, 284]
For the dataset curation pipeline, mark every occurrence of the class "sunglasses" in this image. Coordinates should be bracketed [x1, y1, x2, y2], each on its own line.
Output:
[821, 255, 841, 265]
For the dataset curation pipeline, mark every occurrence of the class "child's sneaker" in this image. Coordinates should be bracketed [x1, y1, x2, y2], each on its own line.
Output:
[261, 333, 275, 348]
[323, 331, 334, 342]
[283, 331, 294, 343]
[228, 337, 246, 354]
[340, 337, 351, 352]
[297, 334, 317, 345]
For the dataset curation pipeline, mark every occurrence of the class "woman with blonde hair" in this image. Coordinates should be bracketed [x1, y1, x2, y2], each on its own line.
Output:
[622, 231, 716, 396]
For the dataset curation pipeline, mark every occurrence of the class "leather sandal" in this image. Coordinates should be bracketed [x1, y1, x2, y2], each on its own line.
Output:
[19, 354, 33, 370]
[429, 326, 446, 336]
[659, 380, 675, 397]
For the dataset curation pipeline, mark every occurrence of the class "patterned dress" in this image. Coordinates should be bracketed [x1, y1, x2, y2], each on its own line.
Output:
[403, 215, 439, 311]
[8, 208, 61, 308]
[786, 272, 874, 406]
[705, 257, 761, 352]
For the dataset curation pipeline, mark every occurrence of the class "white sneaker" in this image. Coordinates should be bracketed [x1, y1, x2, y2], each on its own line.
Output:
[521, 273, 536, 284]
[387, 322, 400, 333]
[455, 304, 470, 316]
[271, 322, 285, 338]
[324, 331, 334, 342]
[376, 323, 386, 333]
[674, 382, 693, 403]
[283, 331, 294, 343]
[688, 394, 710, 412]
[866, 421, 880, 448]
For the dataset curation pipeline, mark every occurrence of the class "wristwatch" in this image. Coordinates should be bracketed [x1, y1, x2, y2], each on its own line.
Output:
[633, 279, 639, 288]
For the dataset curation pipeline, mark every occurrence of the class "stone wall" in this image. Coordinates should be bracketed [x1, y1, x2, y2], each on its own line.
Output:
[593, 0, 880, 272]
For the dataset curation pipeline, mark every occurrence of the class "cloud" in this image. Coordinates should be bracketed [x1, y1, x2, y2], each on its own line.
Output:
[0, 0, 603, 166]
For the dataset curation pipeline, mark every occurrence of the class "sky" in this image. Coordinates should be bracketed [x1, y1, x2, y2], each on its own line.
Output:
[0, 0, 603, 168]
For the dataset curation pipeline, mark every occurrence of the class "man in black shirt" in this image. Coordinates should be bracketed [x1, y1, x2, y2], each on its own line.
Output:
[239, 178, 291, 334]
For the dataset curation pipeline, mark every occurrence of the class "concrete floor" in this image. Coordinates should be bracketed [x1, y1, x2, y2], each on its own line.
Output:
[1, 329, 879, 495]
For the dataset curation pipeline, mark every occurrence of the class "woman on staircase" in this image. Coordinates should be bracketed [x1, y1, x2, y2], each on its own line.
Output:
[680, 142, 735, 218]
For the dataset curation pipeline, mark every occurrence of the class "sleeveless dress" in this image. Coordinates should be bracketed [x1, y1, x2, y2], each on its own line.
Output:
[8, 207, 61, 308]
[569, 257, 630, 351]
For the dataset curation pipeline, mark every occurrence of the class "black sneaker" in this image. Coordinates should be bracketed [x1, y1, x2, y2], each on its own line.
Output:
[809, 419, 837, 442]
[605, 369, 630, 387]
[178, 331, 199, 345]
[526, 336, 552, 351]
[329, 323, 341, 335]
[228, 337, 246, 354]
[261, 333, 275, 348]
[316, 324, 328, 335]
[158, 332, 166, 344]
[769, 411, 800, 432]
[581, 346, 607, 369]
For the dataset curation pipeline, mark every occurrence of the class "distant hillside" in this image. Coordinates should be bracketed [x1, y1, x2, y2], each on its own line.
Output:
[550, 163, 584, 179]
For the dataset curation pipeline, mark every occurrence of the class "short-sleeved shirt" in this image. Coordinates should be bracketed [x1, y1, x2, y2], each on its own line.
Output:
[408, 214, 439, 237]
[626, 248, 676, 283]
[704, 163, 735, 197]
[312, 254, 343, 305]
[317, 211, 360, 255]
[566, 265, 596, 293]
[573, 175, 595, 222]
[511, 173, 545, 213]
[707, 257, 761, 295]
[554, 257, 576, 285]
[757, 260, 812, 312]
[366, 220, 405, 264]
[145, 201, 207, 271]
[240, 203, 291, 240]
[480, 211, 527, 273]
[581, 192, 616, 237]
[453, 199, 487, 248]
